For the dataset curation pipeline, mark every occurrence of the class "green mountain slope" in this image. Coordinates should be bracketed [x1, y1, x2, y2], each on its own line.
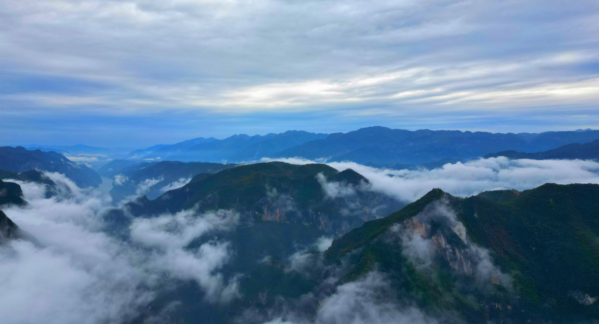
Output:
[325, 184, 599, 323]
[109, 160, 235, 203]
[123, 162, 403, 235]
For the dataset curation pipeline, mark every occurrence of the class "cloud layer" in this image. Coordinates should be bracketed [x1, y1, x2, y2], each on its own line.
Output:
[268, 157, 599, 202]
[1, 0, 599, 145]
[0, 172, 240, 323]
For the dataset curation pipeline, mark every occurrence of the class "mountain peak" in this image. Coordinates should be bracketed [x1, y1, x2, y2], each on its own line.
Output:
[330, 169, 369, 185]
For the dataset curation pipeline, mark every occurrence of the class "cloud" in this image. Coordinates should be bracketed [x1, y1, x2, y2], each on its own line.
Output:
[390, 200, 511, 289]
[263, 271, 438, 324]
[129, 208, 241, 303]
[284, 236, 333, 274]
[1, 0, 598, 134]
[286, 251, 315, 274]
[315, 237, 333, 252]
[315, 272, 438, 324]
[316, 173, 359, 199]
[0, 171, 241, 324]
[160, 176, 192, 193]
[65, 156, 99, 163]
[114, 174, 129, 186]
[0, 175, 152, 324]
[266, 157, 599, 202]
[135, 177, 164, 195]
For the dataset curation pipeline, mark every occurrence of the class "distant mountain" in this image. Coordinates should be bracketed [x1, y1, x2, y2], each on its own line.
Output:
[108, 160, 235, 203]
[275, 127, 599, 165]
[0, 146, 102, 188]
[486, 139, 599, 160]
[135, 131, 328, 162]
[23, 144, 110, 154]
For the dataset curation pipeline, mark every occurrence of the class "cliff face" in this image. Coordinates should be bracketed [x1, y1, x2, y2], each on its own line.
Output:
[0, 179, 25, 207]
[0, 210, 19, 241]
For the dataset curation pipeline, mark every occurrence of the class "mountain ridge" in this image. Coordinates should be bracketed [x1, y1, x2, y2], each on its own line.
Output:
[0, 146, 102, 188]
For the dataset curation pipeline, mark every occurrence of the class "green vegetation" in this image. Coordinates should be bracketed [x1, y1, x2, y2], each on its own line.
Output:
[324, 183, 599, 322]
[129, 162, 402, 235]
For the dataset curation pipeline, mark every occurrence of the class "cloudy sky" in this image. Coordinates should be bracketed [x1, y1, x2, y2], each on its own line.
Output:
[1, 0, 598, 147]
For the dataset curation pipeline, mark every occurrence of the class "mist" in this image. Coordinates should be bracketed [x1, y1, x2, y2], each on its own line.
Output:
[0, 172, 240, 323]
[265, 157, 599, 202]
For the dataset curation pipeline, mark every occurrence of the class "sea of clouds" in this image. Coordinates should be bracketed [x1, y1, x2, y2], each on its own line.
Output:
[266, 157, 599, 202]
[2, 157, 599, 323]
[0, 173, 239, 324]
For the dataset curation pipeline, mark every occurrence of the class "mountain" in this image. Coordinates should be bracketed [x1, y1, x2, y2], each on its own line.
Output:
[122, 127, 599, 166]
[0, 179, 25, 207]
[324, 184, 599, 323]
[136, 131, 328, 162]
[0, 210, 20, 241]
[115, 174, 599, 323]
[120, 162, 403, 236]
[23, 144, 109, 154]
[486, 139, 599, 160]
[0, 147, 102, 188]
[0, 179, 26, 241]
[107, 162, 404, 323]
[275, 127, 599, 165]
[0, 169, 63, 198]
[108, 161, 236, 203]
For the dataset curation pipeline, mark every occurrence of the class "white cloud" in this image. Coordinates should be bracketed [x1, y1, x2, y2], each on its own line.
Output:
[265, 157, 599, 202]
[160, 176, 192, 193]
[316, 173, 360, 199]
[390, 200, 511, 289]
[135, 177, 164, 195]
[0, 0, 598, 119]
[286, 251, 315, 274]
[0, 175, 152, 324]
[114, 174, 129, 186]
[315, 237, 333, 252]
[130, 209, 241, 303]
[0, 171, 242, 324]
[65, 156, 99, 163]
[315, 272, 437, 324]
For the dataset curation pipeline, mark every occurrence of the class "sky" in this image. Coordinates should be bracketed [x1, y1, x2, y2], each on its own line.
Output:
[1, 0, 598, 147]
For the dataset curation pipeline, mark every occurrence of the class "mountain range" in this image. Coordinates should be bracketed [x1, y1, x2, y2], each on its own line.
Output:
[486, 139, 599, 161]
[107, 164, 599, 323]
[0, 146, 102, 188]
[1, 159, 599, 323]
[127, 127, 599, 166]
[134, 131, 328, 162]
